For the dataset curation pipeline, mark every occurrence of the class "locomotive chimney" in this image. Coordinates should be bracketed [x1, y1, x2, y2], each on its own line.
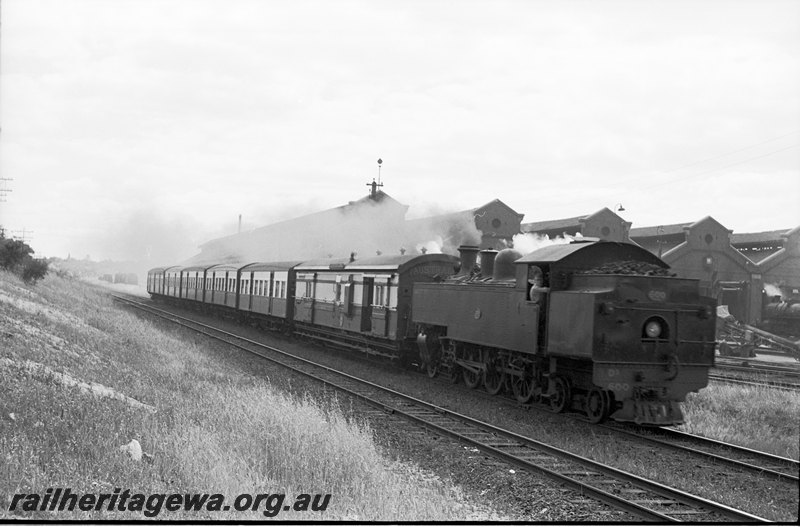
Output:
[457, 245, 479, 276]
[479, 249, 498, 278]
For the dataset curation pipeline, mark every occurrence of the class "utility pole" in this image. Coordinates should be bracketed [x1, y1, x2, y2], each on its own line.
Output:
[0, 178, 11, 202]
[11, 227, 33, 244]
[0, 178, 11, 237]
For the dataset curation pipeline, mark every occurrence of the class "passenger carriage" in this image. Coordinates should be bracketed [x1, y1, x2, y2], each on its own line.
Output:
[180, 264, 212, 303]
[204, 263, 242, 309]
[237, 261, 303, 325]
[293, 254, 459, 359]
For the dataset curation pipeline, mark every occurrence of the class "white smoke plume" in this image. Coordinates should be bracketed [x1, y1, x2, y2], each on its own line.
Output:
[509, 232, 581, 256]
[416, 237, 444, 254]
[182, 195, 483, 265]
[763, 283, 783, 299]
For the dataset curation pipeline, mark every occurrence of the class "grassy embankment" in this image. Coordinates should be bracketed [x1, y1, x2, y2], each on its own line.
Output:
[0, 270, 504, 521]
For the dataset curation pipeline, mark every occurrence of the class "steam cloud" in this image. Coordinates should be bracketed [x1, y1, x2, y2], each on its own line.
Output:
[185, 196, 483, 265]
[509, 231, 582, 256]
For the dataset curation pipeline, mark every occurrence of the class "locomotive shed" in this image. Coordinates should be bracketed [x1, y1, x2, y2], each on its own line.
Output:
[115, 294, 778, 522]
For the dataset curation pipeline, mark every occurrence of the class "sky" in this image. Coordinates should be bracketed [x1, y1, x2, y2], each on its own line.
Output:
[1, 0, 798, 265]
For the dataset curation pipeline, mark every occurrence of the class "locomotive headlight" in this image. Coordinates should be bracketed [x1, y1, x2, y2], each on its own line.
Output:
[645, 320, 662, 338]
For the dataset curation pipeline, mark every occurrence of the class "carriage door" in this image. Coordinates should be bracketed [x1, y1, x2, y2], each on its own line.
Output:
[361, 277, 374, 332]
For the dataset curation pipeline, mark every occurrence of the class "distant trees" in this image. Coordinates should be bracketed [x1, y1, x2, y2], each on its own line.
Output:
[0, 229, 49, 284]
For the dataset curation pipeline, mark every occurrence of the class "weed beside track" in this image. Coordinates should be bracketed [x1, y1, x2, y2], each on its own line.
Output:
[0, 272, 506, 521]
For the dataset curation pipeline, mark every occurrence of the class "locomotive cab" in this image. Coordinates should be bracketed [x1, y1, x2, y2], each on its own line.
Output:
[516, 241, 717, 425]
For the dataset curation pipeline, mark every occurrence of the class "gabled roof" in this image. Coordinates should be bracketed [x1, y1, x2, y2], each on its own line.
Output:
[474, 199, 525, 220]
[631, 217, 735, 240]
[408, 198, 523, 223]
[200, 190, 408, 250]
[629, 223, 692, 238]
[521, 207, 625, 234]
[521, 214, 586, 233]
[731, 229, 790, 245]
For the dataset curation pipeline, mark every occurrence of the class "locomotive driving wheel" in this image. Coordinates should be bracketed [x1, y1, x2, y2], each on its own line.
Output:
[483, 352, 506, 395]
[511, 374, 535, 403]
[462, 349, 482, 389]
[585, 388, 610, 423]
[510, 360, 536, 403]
[549, 376, 571, 413]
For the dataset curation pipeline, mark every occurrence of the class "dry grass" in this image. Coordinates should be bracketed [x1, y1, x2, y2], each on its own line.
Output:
[0, 271, 505, 521]
[678, 382, 800, 460]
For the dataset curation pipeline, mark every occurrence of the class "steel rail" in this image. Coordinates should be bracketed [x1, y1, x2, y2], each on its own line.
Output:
[708, 372, 800, 391]
[715, 361, 800, 376]
[599, 423, 799, 482]
[115, 294, 769, 523]
[431, 367, 799, 483]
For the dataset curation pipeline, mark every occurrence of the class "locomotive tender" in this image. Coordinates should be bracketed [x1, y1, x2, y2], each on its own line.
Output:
[147, 240, 716, 425]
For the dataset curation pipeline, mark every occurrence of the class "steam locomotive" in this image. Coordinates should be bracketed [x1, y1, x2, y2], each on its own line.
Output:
[147, 240, 717, 425]
[761, 291, 800, 338]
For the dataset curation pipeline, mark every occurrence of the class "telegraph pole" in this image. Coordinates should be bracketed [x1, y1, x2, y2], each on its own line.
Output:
[0, 178, 11, 202]
[11, 227, 33, 244]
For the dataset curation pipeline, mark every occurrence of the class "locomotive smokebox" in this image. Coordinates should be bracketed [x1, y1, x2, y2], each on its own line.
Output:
[480, 250, 498, 278]
[493, 249, 522, 280]
[457, 245, 480, 275]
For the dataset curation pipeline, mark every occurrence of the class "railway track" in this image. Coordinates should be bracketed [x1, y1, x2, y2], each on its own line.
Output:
[712, 357, 800, 391]
[715, 357, 800, 374]
[602, 423, 799, 482]
[427, 366, 800, 483]
[114, 294, 768, 523]
[708, 372, 800, 391]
